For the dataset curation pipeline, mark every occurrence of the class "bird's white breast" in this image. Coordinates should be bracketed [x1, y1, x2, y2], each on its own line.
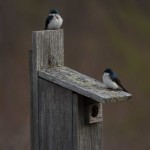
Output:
[48, 14, 63, 30]
[102, 73, 119, 90]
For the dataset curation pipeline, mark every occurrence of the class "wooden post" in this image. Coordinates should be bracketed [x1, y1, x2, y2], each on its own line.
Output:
[32, 30, 64, 70]
[31, 30, 64, 150]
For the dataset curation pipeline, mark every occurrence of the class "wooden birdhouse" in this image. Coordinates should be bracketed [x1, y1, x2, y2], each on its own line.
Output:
[30, 29, 132, 150]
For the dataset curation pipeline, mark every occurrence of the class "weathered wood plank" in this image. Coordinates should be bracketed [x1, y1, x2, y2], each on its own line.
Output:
[38, 78, 73, 150]
[72, 94, 79, 150]
[32, 29, 64, 70]
[38, 67, 132, 103]
[29, 49, 39, 150]
[31, 30, 64, 150]
[77, 96, 103, 150]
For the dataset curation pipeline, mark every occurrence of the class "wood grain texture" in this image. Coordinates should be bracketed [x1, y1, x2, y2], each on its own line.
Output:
[38, 78, 73, 150]
[86, 103, 103, 124]
[31, 30, 64, 150]
[32, 29, 64, 70]
[72, 94, 79, 150]
[37, 79, 103, 150]
[77, 96, 103, 150]
[29, 49, 39, 150]
[39, 66, 132, 103]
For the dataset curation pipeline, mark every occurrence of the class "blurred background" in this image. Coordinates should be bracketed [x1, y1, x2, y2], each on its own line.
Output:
[0, 0, 150, 149]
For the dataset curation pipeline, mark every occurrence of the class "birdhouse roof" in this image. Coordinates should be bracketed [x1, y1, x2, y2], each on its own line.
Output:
[39, 66, 132, 103]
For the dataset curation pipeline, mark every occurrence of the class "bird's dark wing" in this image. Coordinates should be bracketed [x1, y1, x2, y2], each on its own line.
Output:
[44, 15, 53, 30]
[110, 73, 128, 92]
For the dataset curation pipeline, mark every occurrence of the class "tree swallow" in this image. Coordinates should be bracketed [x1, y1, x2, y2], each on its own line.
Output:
[44, 9, 63, 30]
[102, 68, 128, 92]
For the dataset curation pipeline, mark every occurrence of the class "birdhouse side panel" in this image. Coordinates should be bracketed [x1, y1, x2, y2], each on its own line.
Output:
[38, 78, 73, 150]
[77, 96, 103, 150]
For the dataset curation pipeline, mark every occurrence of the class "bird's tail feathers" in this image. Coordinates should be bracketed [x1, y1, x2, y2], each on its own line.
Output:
[119, 85, 128, 93]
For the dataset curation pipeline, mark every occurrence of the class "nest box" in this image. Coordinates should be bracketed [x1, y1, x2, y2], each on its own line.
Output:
[30, 29, 132, 150]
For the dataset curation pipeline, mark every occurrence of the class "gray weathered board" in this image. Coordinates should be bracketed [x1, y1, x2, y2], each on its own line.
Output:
[38, 78, 103, 150]
[39, 66, 132, 103]
[38, 78, 73, 150]
[29, 50, 39, 150]
[31, 29, 64, 150]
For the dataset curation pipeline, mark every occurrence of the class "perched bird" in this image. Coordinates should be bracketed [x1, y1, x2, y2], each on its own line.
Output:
[102, 68, 128, 92]
[44, 9, 63, 30]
